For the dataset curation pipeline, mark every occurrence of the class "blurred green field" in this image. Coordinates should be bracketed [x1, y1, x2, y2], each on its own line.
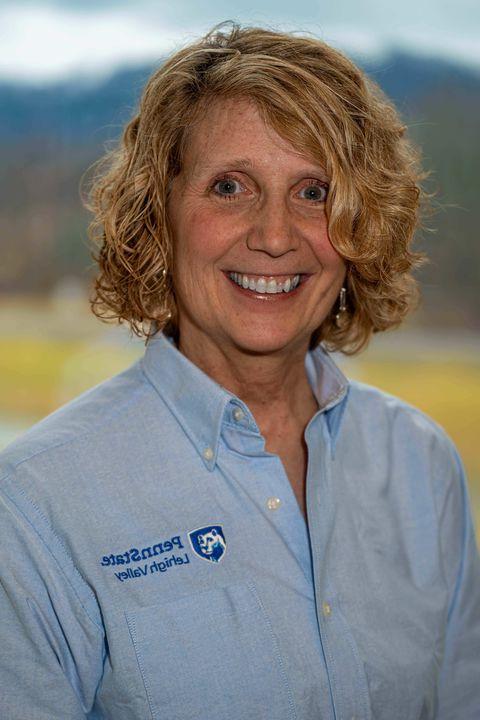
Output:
[0, 333, 479, 541]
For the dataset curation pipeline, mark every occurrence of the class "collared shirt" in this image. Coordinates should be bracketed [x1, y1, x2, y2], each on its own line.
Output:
[0, 332, 479, 720]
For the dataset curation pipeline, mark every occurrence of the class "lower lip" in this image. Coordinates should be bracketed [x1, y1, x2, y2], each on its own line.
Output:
[224, 273, 309, 301]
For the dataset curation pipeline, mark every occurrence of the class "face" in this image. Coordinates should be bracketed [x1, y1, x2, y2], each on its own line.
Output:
[167, 96, 346, 358]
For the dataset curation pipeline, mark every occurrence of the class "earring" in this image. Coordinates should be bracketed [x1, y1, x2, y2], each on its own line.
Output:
[335, 287, 347, 327]
[161, 268, 171, 319]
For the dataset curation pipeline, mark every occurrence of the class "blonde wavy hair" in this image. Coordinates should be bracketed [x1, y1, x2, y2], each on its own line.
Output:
[84, 21, 429, 354]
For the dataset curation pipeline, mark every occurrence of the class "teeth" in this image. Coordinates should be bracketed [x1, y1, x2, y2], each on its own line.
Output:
[228, 272, 300, 294]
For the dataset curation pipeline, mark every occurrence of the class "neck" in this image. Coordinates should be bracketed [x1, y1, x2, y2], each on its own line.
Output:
[177, 326, 319, 436]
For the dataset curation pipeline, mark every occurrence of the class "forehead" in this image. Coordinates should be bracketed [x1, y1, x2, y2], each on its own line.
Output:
[182, 96, 326, 178]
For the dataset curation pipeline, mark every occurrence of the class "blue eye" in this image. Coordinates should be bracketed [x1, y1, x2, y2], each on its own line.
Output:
[299, 182, 328, 203]
[213, 177, 244, 199]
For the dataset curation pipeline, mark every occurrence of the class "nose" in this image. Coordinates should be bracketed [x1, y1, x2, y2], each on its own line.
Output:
[246, 196, 300, 257]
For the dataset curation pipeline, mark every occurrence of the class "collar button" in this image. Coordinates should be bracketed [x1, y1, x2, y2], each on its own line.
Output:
[203, 447, 214, 461]
[266, 496, 282, 511]
[233, 407, 245, 422]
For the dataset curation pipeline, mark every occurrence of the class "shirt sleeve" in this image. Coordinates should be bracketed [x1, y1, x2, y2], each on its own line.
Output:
[435, 440, 480, 719]
[0, 476, 105, 720]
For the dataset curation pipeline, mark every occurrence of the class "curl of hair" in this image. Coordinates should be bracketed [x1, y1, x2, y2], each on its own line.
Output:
[83, 21, 430, 354]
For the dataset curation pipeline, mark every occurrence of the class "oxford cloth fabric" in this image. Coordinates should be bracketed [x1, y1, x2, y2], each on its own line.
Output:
[0, 332, 479, 720]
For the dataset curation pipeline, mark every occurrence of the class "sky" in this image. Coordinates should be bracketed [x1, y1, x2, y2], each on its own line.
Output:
[1, 0, 479, 85]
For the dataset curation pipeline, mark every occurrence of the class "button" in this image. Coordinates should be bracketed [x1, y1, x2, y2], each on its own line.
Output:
[232, 407, 245, 422]
[266, 497, 282, 511]
[322, 601, 332, 617]
[203, 447, 214, 461]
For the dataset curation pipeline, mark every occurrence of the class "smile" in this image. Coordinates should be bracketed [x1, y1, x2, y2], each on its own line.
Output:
[228, 272, 301, 294]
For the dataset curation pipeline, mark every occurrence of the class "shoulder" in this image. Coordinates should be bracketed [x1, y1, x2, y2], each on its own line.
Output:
[347, 378, 452, 439]
[0, 357, 154, 482]
[341, 379, 468, 534]
[345, 378, 461, 468]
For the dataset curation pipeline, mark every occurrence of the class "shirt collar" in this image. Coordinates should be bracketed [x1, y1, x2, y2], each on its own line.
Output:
[141, 332, 350, 469]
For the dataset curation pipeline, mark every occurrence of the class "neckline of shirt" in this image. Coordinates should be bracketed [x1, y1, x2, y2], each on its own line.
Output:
[141, 332, 350, 469]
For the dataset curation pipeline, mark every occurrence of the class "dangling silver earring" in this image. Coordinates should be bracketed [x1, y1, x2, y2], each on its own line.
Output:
[161, 267, 171, 319]
[335, 286, 347, 327]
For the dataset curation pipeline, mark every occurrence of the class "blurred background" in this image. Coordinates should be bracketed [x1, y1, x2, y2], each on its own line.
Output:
[0, 0, 479, 538]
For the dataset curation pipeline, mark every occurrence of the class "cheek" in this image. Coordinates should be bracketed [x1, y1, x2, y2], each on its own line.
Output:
[175, 209, 233, 266]
[310, 224, 345, 271]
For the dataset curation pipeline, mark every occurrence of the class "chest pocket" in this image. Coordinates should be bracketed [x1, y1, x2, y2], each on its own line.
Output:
[125, 581, 297, 720]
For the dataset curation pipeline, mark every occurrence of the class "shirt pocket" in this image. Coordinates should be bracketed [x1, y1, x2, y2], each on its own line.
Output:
[125, 581, 297, 720]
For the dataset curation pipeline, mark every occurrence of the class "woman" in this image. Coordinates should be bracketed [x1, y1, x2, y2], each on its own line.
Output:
[0, 22, 478, 720]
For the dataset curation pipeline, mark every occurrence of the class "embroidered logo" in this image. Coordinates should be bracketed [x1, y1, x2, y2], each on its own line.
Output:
[188, 525, 226, 563]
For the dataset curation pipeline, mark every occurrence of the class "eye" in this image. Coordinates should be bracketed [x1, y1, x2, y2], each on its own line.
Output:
[212, 175, 246, 201]
[298, 181, 329, 204]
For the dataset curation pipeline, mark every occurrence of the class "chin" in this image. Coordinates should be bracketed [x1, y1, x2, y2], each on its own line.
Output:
[225, 324, 308, 356]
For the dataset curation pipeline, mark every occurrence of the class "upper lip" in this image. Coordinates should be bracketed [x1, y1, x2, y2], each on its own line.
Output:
[225, 270, 306, 276]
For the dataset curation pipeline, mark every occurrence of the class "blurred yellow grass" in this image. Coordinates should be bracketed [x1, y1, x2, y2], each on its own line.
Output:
[0, 337, 479, 540]
[0, 337, 141, 418]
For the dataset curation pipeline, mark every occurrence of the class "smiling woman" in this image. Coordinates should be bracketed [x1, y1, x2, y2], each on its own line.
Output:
[0, 20, 479, 720]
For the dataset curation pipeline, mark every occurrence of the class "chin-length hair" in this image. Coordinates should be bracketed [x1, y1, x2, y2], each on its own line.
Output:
[83, 21, 430, 355]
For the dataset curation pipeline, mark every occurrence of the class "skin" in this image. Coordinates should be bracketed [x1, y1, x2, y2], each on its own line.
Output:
[167, 96, 346, 518]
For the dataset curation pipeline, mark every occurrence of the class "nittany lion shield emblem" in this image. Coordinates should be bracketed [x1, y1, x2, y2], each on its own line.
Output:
[188, 525, 226, 563]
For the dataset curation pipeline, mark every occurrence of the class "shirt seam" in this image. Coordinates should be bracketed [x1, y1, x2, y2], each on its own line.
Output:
[436, 444, 470, 623]
[0, 474, 104, 633]
[248, 581, 299, 720]
[124, 613, 156, 720]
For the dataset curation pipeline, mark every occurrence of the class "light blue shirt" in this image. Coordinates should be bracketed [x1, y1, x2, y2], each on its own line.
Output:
[0, 332, 479, 719]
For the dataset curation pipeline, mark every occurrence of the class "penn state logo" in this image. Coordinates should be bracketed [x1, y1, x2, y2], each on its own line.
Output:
[188, 525, 226, 563]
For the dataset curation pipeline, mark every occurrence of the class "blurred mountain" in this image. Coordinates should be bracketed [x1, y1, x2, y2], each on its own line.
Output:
[0, 65, 152, 147]
[0, 53, 479, 328]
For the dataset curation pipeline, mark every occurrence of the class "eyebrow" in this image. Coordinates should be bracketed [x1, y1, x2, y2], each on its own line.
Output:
[193, 157, 329, 179]
[193, 158, 255, 174]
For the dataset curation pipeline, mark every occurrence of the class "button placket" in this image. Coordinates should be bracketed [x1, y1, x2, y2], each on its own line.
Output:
[306, 421, 372, 720]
